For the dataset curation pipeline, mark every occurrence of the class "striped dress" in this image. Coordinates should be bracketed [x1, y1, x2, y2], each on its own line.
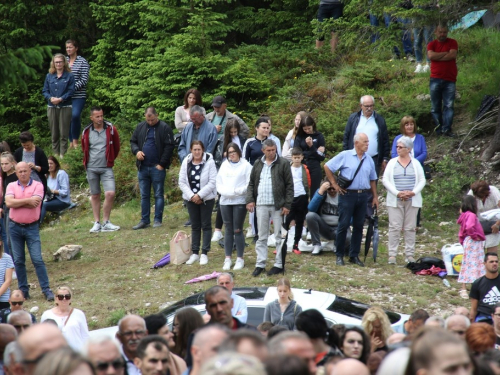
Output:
[67, 55, 90, 99]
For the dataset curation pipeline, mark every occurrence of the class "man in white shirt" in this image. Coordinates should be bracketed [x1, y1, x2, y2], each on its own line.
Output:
[116, 315, 148, 375]
[217, 273, 248, 323]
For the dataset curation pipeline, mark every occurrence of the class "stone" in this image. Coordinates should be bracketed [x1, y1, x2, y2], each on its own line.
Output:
[53, 245, 82, 261]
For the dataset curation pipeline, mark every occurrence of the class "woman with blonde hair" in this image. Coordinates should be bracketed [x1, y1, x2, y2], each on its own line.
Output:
[41, 285, 89, 350]
[42, 53, 75, 158]
[264, 277, 303, 330]
[361, 306, 394, 352]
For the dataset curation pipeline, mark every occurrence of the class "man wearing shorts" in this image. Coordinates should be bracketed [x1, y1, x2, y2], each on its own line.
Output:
[316, 0, 343, 53]
[82, 106, 121, 233]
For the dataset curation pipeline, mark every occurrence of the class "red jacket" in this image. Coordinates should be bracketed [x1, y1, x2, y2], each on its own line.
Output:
[81, 120, 120, 169]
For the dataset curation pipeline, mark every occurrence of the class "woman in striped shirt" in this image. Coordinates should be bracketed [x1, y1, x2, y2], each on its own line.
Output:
[66, 39, 90, 149]
[383, 136, 426, 265]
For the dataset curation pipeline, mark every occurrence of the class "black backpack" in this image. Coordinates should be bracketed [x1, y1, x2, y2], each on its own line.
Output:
[406, 257, 445, 273]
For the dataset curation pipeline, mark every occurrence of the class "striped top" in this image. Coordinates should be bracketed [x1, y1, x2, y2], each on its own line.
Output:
[67, 55, 90, 99]
[0, 253, 14, 302]
[394, 161, 416, 199]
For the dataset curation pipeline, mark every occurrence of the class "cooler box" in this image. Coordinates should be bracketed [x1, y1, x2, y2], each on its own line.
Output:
[441, 243, 464, 276]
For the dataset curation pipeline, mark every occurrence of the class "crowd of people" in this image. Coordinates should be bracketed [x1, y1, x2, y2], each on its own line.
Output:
[2, 272, 500, 375]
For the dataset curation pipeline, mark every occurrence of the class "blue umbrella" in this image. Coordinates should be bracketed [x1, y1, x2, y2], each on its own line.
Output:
[372, 208, 379, 262]
[152, 253, 170, 269]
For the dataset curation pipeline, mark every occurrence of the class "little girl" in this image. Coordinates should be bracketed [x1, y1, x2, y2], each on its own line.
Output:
[457, 195, 486, 299]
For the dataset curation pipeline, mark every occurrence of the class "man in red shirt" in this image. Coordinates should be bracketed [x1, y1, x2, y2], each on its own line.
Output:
[427, 24, 458, 137]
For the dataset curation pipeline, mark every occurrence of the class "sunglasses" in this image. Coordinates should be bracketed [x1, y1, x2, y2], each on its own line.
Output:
[95, 359, 125, 371]
[11, 301, 24, 306]
[57, 294, 71, 301]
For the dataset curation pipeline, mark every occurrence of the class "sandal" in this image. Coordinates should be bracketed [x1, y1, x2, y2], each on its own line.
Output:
[459, 290, 468, 299]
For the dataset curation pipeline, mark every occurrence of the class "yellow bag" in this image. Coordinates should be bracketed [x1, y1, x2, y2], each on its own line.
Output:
[170, 231, 192, 265]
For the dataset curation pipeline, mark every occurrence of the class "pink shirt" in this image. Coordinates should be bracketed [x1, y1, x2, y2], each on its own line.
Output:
[6, 179, 44, 223]
[457, 211, 485, 245]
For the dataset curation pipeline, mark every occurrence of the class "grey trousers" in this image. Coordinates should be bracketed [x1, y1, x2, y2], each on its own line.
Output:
[387, 199, 418, 257]
[47, 106, 72, 156]
[255, 205, 283, 269]
[306, 212, 351, 253]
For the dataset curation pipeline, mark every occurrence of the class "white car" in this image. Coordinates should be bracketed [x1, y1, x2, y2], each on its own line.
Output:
[89, 287, 408, 337]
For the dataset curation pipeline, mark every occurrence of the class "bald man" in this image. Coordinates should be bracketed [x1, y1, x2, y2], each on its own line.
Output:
[331, 358, 369, 375]
[116, 315, 148, 375]
[0, 290, 36, 325]
[14, 323, 67, 375]
[454, 306, 469, 317]
[0, 324, 17, 373]
[189, 324, 229, 375]
[445, 314, 470, 339]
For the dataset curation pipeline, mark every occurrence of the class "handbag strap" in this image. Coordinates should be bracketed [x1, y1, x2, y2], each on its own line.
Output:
[64, 308, 74, 327]
[350, 157, 365, 181]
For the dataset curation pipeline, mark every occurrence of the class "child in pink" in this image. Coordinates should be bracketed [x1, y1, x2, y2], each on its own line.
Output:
[457, 195, 486, 298]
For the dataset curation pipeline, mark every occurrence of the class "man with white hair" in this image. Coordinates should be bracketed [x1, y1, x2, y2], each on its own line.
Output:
[83, 335, 125, 375]
[343, 95, 390, 178]
[116, 315, 148, 375]
[217, 273, 248, 323]
[444, 314, 470, 339]
[3, 341, 18, 375]
[6, 311, 32, 335]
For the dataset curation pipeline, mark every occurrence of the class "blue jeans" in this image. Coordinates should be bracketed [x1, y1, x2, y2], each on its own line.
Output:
[138, 166, 166, 224]
[10, 221, 50, 294]
[0, 214, 10, 255]
[69, 98, 86, 142]
[40, 199, 71, 223]
[413, 26, 433, 63]
[370, 14, 412, 56]
[430, 78, 456, 134]
[335, 191, 368, 258]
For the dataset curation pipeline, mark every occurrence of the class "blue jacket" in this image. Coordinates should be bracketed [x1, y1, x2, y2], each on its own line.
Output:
[42, 71, 75, 107]
[178, 119, 218, 162]
[391, 134, 428, 165]
[308, 189, 327, 213]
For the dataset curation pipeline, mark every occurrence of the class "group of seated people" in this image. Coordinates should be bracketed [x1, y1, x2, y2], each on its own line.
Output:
[1, 273, 498, 375]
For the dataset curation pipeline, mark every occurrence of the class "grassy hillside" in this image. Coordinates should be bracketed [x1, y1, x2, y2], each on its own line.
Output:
[17, 26, 500, 328]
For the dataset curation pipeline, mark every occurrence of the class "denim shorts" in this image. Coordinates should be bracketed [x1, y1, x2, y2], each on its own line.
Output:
[317, 3, 344, 22]
[86, 167, 115, 194]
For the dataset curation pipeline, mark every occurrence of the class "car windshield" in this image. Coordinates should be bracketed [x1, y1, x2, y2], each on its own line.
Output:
[327, 296, 402, 324]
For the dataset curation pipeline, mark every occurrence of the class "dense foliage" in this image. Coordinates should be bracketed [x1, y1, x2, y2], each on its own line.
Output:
[0, 0, 498, 201]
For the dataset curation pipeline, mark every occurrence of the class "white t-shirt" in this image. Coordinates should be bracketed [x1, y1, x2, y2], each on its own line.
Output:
[291, 166, 306, 197]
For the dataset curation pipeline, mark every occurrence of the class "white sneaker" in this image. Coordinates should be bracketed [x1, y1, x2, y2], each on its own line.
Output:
[223, 258, 232, 270]
[302, 227, 307, 238]
[186, 254, 199, 265]
[246, 228, 254, 238]
[234, 258, 245, 270]
[200, 254, 208, 265]
[12, 271, 17, 280]
[101, 221, 120, 232]
[422, 64, 430, 72]
[414, 63, 423, 73]
[306, 232, 311, 240]
[89, 222, 101, 233]
[312, 245, 322, 255]
[211, 231, 223, 242]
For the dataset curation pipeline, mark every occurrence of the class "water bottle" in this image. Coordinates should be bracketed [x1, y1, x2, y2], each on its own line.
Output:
[443, 279, 451, 288]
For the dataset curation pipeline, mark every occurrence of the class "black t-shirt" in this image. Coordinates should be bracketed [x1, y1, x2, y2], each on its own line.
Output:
[470, 274, 500, 316]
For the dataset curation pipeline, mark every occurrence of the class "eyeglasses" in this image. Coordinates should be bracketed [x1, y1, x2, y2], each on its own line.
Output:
[57, 294, 71, 301]
[11, 301, 24, 306]
[396, 146, 407, 149]
[13, 324, 31, 330]
[362, 104, 374, 108]
[120, 330, 147, 338]
[95, 359, 125, 371]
